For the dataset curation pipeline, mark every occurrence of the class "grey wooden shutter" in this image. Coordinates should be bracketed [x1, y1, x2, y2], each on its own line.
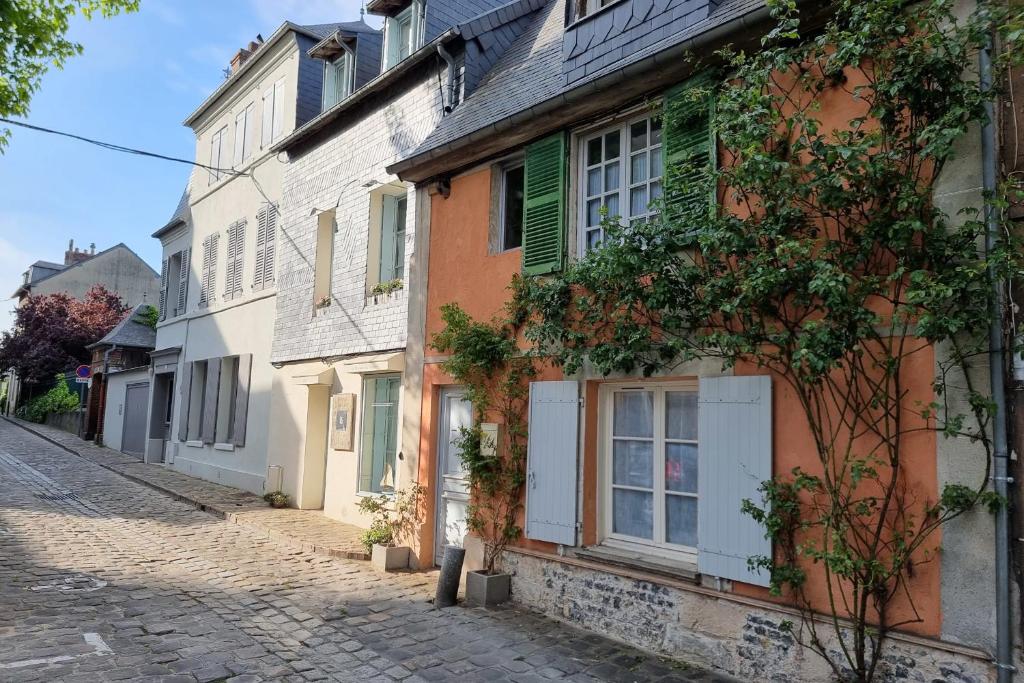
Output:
[697, 375, 772, 587]
[264, 205, 277, 286]
[158, 258, 169, 321]
[525, 380, 580, 545]
[199, 237, 211, 306]
[177, 248, 190, 315]
[199, 235, 219, 307]
[177, 361, 193, 442]
[225, 221, 245, 300]
[200, 358, 221, 444]
[253, 205, 276, 290]
[232, 354, 252, 447]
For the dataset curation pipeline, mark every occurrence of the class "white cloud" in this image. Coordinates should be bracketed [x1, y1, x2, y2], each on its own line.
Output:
[248, 0, 381, 30]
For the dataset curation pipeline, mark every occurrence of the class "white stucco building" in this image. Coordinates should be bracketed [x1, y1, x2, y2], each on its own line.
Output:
[146, 19, 381, 492]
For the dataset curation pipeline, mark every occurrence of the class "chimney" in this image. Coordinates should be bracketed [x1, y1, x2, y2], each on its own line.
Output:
[64, 239, 94, 266]
[229, 35, 265, 74]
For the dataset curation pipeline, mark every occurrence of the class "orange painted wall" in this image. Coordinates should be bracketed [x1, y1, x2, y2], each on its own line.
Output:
[416, 98, 943, 637]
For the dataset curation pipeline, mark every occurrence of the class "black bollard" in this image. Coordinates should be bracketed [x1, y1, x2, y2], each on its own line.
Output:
[434, 545, 465, 608]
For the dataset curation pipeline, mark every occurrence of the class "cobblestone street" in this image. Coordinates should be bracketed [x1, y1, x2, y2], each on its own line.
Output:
[0, 420, 731, 682]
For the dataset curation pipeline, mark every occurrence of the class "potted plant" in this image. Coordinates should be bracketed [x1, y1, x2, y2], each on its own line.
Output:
[263, 491, 290, 509]
[431, 302, 535, 607]
[357, 484, 424, 571]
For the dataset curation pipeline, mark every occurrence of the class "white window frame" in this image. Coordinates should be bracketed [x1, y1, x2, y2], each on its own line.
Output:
[322, 48, 355, 110]
[573, 0, 622, 21]
[577, 111, 663, 255]
[499, 161, 525, 252]
[598, 380, 699, 564]
[384, 0, 423, 70]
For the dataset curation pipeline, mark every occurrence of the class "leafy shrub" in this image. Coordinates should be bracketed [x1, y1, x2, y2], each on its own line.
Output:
[16, 375, 80, 423]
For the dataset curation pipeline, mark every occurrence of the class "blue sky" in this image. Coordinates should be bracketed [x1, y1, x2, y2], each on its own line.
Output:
[0, 0, 380, 332]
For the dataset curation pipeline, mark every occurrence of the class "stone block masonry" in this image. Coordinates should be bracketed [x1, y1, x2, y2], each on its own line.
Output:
[503, 550, 996, 682]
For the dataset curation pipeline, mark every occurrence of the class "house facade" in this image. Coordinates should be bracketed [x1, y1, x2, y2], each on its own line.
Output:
[389, 0, 1007, 679]
[146, 20, 377, 483]
[265, 0, 547, 537]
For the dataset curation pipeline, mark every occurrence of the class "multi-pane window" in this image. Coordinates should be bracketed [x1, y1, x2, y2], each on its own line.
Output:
[359, 375, 401, 494]
[323, 51, 354, 110]
[379, 194, 407, 282]
[605, 383, 698, 554]
[573, 0, 618, 21]
[384, 1, 422, 69]
[579, 113, 663, 253]
[500, 163, 525, 251]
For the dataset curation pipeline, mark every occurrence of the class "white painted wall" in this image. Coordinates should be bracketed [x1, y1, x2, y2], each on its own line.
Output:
[103, 367, 150, 454]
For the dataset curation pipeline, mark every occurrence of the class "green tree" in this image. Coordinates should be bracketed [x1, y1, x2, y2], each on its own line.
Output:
[1, 0, 138, 150]
[516, 0, 1022, 679]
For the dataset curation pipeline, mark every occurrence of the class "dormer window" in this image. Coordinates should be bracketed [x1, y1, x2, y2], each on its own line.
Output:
[573, 0, 619, 22]
[323, 49, 355, 110]
[382, 0, 423, 70]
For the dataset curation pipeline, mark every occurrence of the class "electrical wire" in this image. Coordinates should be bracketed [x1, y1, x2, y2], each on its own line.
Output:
[0, 116, 279, 212]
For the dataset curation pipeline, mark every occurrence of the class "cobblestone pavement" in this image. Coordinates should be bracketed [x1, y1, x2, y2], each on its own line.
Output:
[0, 420, 735, 683]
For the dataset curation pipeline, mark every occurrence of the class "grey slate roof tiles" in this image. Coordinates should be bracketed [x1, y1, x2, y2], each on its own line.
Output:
[89, 303, 157, 350]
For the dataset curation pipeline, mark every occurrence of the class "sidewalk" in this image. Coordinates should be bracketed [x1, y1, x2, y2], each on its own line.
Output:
[2, 416, 370, 561]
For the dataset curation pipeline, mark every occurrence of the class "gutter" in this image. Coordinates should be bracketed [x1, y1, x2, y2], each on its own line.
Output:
[387, 3, 776, 181]
[980, 34, 1015, 683]
[437, 43, 457, 114]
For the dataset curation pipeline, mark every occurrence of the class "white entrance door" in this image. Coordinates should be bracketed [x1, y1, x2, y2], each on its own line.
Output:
[435, 387, 473, 565]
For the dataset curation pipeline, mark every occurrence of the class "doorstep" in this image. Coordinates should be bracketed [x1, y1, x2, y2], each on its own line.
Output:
[2, 416, 369, 561]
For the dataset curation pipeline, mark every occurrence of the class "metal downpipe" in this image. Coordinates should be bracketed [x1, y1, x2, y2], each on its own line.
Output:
[980, 33, 1014, 683]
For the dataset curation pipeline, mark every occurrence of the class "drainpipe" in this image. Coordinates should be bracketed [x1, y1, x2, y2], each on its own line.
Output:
[437, 43, 456, 114]
[96, 344, 118, 446]
[980, 34, 1014, 683]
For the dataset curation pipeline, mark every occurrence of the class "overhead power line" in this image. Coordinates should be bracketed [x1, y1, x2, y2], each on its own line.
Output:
[0, 117, 237, 175]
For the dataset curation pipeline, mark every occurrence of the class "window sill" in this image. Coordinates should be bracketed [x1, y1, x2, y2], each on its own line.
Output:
[573, 545, 699, 584]
[213, 443, 235, 452]
[184, 440, 204, 448]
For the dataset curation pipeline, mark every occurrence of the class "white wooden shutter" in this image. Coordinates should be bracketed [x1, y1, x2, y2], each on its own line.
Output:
[525, 380, 580, 546]
[254, 205, 271, 290]
[177, 248, 190, 315]
[233, 110, 246, 167]
[243, 102, 255, 160]
[261, 87, 274, 148]
[272, 79, 285, 141]
[201, 358, 221, 444]
[224, 221, 245, 300]
[199, 237, 211, 306]
[177, 361, 193, 442]
[697, 375, 772, 587]
[158, 258, 169, 321]
[264, 205, 277, 286]
[232, 354, 252, 447]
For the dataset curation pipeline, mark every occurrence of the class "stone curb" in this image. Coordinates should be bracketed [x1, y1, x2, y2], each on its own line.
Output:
[2, 416, 369, 561]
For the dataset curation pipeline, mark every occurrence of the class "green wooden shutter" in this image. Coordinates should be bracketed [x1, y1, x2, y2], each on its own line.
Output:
[522, 132, 567, 276]
[663, 74, 716, 225]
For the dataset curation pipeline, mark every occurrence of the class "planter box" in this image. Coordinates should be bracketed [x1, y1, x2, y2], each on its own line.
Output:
[465, 570, 511, 607]
[371, 544, 410, 572]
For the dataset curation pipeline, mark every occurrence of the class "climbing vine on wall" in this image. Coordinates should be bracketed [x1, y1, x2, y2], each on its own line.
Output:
[514, 0, 1024, 680]
[430, 293, 536, 574]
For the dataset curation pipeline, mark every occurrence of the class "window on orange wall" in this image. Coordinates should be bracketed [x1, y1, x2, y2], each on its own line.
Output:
[601, 382, 698, 560]
[500, 162, 525, 251]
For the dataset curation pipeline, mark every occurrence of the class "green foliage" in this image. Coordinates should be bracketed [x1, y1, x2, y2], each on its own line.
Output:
[431, 299, 536, 574]
[515, 0, 1023, 679]
[355, 484, 425, 553]
[262, 491, 290, 508]
[371, 279, 404, 296]
[139, 305, 159, 329]
[16, 374, 79, 423]
[0, 0, 138, 151]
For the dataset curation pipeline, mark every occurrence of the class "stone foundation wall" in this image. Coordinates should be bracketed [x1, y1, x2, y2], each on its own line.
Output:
[503, 551, 995, 682]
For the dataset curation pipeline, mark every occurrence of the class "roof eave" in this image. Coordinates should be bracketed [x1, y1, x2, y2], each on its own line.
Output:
[182, 21, 313, 127]
[152, 218, 186, 240]
[272, 28, 460, 153]
[388, 2, 776, 182]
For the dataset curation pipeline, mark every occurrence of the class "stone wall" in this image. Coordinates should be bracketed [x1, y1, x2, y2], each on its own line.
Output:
[44, 410, 83, 438]
[503, 551, 995, 682]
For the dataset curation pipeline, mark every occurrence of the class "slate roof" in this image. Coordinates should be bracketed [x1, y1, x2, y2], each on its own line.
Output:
[301, 20, 378, 37]
[32, 260, 66, 272]
[274, 0, 548, 152]
[88, 304, 157, 351]
[153, 187, 191, 239]
[390, 0, 768, 178]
